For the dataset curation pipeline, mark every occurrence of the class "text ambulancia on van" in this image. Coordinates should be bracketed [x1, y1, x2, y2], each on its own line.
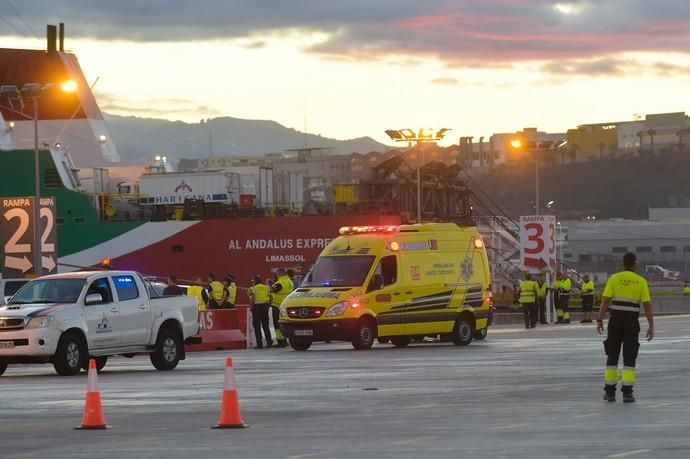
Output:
[279, 223, 492, 351]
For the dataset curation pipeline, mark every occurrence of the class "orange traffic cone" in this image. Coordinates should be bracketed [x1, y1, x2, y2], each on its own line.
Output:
[212, 357, 248, 429]
[75, 359, 110, 430]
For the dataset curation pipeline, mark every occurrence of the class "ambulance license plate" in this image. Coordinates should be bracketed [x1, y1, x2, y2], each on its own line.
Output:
[0, 341, 14, 349]
[294, 329, 313, 336]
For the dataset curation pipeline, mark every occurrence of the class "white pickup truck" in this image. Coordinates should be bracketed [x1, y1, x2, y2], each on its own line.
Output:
[0, 270, 200, 376]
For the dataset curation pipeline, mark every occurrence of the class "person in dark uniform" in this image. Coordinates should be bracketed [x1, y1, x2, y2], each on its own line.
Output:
[163, 275, 184, 296]
[248, 275, 272, 348]
[597, 253, 654, 403]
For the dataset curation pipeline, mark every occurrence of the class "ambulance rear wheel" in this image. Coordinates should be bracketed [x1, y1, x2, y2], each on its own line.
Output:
[474, 327, 488, 340]
[452, 317, 474, 346]
[290, 339, 312, 351]
[351, 318, 376, 350]
[390, 336, 411, 348]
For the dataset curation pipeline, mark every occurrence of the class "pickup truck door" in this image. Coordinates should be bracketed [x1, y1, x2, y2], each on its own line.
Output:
[112, 274, 152, 345]
[84, 277, 122, 349]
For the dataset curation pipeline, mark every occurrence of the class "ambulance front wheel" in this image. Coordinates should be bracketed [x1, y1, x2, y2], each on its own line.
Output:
[452, 316, 474, 346]
[290, 339, 312, 351]
[351, 317, 376, 350]
[474, 327, 488, 340]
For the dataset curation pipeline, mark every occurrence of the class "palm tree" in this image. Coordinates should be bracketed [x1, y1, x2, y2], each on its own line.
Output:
[646, 129, 656, 155]
[636, 130, 645, 153]
[608, 143, 617, 159]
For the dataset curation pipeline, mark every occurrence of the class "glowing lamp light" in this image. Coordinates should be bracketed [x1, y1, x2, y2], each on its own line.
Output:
[472, 237, 484, 249]
[339, 225, 399, 235]
[389, 241, 400, 251]
[98, 134, 107, 143]
[101, 257, 111, 268]
[60, 80, 77, 93]
[351, 302, 360, 309]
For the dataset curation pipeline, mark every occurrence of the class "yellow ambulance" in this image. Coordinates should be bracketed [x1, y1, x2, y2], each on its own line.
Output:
[279, 223, 492, 351]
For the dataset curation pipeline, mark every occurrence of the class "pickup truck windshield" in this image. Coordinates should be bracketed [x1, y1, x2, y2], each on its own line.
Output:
[302, 256, 374, 287]
[9, 279, 86, 304]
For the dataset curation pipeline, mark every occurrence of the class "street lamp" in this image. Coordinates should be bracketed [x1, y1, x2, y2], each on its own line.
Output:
[509, 136, 566, 216]
[0, 80, 77, 276]
[385, 128, 451, 223]
[509, 134, 542, 215]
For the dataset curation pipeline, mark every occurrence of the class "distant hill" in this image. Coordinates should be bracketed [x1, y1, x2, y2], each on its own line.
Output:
[474, 150, 690, 219]
[104, 114, 389, 165]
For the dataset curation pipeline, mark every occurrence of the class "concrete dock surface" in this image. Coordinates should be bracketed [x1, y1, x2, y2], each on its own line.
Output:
[2, 315, 689, 459]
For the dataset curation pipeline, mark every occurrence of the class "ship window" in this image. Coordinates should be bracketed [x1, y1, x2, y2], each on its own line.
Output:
[43, 168, 62, 188]
[74, 217, 86, 224]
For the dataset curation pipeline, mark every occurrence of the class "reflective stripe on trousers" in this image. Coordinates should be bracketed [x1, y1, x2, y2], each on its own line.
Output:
[605, 366, 618, 386]
[622, 366, 636, 387]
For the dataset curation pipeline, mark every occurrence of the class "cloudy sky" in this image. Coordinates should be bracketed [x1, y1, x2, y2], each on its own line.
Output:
[2, 0, 690, 144]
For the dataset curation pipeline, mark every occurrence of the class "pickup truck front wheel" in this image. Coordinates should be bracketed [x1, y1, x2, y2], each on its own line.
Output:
[53, 332, 85, 376]
[0, 361, 7, 376]
[150, 328, 181, 371]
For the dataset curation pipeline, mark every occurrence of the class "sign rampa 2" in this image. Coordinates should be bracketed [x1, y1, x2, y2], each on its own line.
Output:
[1, 196, 58, 277]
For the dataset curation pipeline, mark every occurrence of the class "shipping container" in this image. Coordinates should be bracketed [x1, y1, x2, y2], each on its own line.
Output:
[138, 171, 240, 205]
[224, 166, 274, 208]
[333, 184, 359, 203]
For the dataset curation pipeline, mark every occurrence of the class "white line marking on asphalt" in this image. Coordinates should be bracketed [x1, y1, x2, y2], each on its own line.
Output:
[287, 452, 331, 459]
[574, 413, 598, 418]
[648, 403, 672, 408]
[608, 449, 652, 458]
[392, 436, 437, 445]
[491, 423, 529, 431]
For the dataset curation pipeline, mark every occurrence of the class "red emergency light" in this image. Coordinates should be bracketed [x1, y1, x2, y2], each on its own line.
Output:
[339, 225, 399, 236]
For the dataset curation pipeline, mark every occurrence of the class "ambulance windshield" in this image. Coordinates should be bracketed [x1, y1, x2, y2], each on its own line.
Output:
[303, 256, 375, 287]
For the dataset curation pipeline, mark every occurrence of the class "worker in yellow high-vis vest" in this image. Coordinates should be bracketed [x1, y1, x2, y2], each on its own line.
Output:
[518, 272, 539, 329]
[207, 273, 225, 309]
[271, 268, 294, 347]
[597, 252, 654, 403]
[580, 274, 595, 323]
[559, 272, 572, 324]
[248, 275, 272, 348]
[223, 274, 237, 309]
[187, 277, 209, 311]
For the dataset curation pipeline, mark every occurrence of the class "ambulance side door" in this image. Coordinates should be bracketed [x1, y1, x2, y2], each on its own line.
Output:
[367, 254, 407, 337]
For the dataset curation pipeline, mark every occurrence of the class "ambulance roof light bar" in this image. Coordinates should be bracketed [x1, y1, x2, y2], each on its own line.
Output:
[339, 226, 399, 236]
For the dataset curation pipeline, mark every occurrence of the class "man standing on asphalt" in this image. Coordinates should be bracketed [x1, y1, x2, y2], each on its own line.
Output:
[271, 268, 294, 347]
[248, 275, 272, 348]
[559, 271, 572, 324]
[518, 272, 539, 329]
[597, 252, 654, 403]
[580, 274, 595, 323]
